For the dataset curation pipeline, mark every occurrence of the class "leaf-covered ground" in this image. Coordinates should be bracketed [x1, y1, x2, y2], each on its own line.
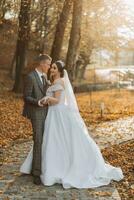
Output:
[77, 89, 134, 125]
[102, 140, 134, 200]
[0, 88, 134, 147]
[0, 70, 134, 199]
[0, 91, 32, 148]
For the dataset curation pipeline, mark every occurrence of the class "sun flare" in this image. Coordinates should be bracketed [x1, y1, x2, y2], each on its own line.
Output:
[123, 0, 134, 12]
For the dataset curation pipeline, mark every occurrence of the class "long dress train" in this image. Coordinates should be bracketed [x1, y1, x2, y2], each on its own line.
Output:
[20, 80, 123, 189]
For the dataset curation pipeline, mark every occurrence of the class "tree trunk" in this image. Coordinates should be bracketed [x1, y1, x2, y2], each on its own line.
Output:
[0, 0, 6, 20]
[39, 1, 49, 53]
[9, 50, 16, 79]
[66, 0, 82, 81]
[79, 61, 88, 80]
[50, 0, 72, 62]
[13, 0, 31, 93]
[75, 59, 82, 79]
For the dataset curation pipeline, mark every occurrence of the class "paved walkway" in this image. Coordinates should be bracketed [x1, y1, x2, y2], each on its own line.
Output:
[1, 115, 133, 200]
[89, 116, 134, 148]
[0, 141, 121, 200]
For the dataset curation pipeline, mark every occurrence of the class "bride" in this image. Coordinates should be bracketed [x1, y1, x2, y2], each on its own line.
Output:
[20, 60, 123, 189]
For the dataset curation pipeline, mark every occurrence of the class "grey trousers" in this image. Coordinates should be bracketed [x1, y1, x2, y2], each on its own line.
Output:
[31, 118, 45, 176]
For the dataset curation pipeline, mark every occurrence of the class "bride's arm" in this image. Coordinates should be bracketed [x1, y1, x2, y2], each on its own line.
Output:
[46, 91, 61, 105]
[39, 96, 49, 106]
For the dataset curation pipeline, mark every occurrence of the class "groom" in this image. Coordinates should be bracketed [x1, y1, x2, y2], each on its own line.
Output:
[23, 54, 52, 185]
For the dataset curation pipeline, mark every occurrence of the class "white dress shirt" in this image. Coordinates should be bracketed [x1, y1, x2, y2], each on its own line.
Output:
[35, 68, 47, 84]
[35, 68, 48, 107]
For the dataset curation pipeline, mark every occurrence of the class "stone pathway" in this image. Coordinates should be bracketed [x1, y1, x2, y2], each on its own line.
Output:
[1, 115, 133, 200]
[89, 116, 134, 148]
[0, 141, 121, 200]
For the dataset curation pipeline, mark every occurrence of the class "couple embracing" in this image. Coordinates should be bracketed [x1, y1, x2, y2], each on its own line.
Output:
[20, 54, 123, 189]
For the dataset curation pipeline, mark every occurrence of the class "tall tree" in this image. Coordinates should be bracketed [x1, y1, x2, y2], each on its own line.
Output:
[50, 0, 72, 62]
[66, 0, 82, 81]
[0, 0, 6, 20]
[13, 0, 31, 93]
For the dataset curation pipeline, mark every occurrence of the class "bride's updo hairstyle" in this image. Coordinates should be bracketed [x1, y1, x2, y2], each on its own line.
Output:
[55, 60, 65, 78]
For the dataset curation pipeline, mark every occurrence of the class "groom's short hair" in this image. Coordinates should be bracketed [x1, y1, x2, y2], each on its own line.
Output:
[35, 54, 52, 64]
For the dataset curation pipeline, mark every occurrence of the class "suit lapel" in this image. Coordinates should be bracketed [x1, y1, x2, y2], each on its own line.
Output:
[33, 70, 44, 94]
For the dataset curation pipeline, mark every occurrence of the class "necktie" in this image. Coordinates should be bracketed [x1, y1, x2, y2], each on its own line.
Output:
[41, 75, 47, 92]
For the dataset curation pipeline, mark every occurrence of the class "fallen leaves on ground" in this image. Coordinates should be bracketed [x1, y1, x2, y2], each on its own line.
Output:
[0, 91, 32, 148]
[77, 89, 134, 126]
[0, 89, 134, 148]
[102, 140, 134, 200]
[89, 116, 134, 148]
[0, 89, 133, 200]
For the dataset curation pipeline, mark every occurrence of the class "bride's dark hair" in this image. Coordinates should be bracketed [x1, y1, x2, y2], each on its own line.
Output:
[55, 61, 65, 78]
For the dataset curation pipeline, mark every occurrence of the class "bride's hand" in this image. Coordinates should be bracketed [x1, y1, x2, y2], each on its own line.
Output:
[46, 97, 51, 105]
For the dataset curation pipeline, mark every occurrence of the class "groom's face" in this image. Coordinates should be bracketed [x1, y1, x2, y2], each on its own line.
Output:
[40, 59, 51, 74]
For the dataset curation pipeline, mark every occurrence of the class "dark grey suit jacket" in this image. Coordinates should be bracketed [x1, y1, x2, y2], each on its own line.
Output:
[22, 70, 48, 120]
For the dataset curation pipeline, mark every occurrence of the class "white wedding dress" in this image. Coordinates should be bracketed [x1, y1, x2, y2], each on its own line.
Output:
[20, 72, 123, 189]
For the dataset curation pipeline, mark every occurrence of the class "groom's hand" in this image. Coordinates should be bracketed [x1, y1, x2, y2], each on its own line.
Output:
[38, 100, 44, 107]
[43, 102, 48, 106]
[41, 100, 48, 106]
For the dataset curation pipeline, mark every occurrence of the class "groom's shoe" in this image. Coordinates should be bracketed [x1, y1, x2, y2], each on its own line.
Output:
[33, 176, 41, 185]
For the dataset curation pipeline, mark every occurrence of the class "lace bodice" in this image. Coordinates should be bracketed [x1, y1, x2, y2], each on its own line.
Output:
[46, 80, 65, 105]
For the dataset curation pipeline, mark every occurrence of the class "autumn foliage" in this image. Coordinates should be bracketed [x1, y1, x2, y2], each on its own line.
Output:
[0, 89, 134, 148]
[77, 89, 134, 125]
[0, 91, 32, 148]
[0, 90, 133, 199]
[102, 140, 134, 200]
